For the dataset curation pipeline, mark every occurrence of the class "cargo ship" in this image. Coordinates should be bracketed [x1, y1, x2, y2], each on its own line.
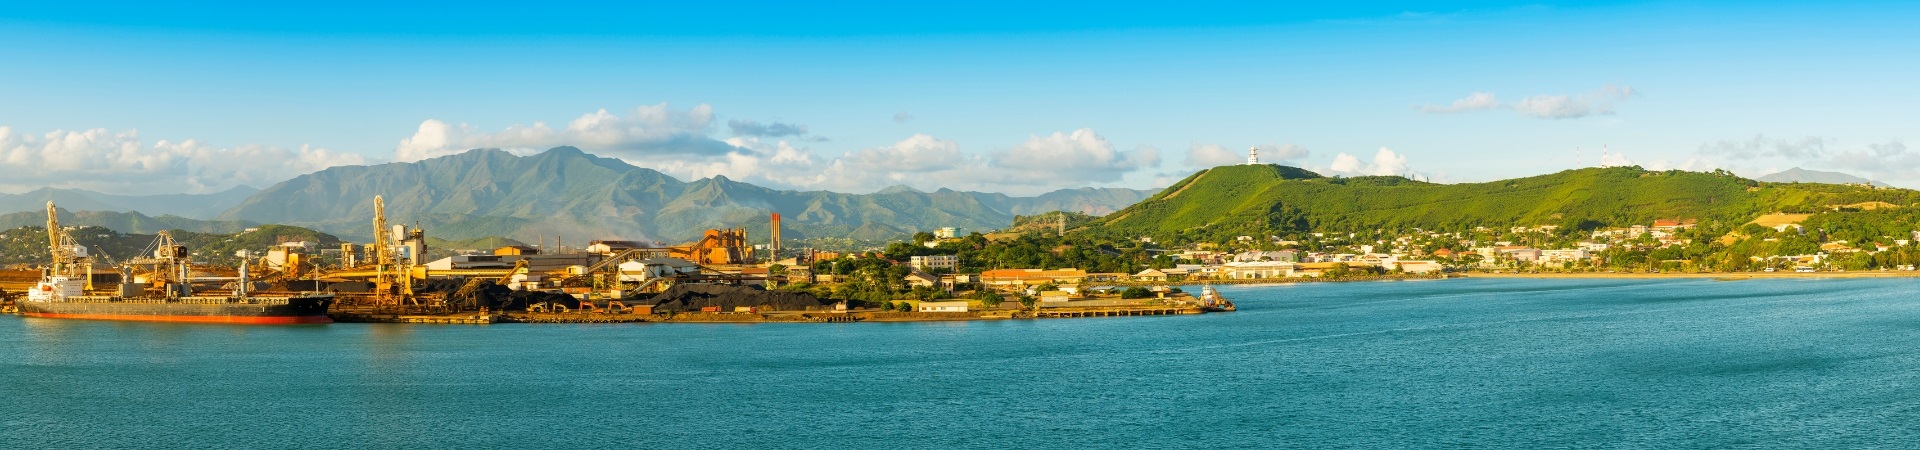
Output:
[17, 202, 334, 324]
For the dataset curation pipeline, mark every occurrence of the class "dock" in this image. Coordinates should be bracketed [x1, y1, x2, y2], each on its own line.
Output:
[1033, 306, 1202, 318]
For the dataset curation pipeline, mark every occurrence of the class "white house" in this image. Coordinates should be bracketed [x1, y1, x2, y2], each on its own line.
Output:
[918, 301, 969, 312]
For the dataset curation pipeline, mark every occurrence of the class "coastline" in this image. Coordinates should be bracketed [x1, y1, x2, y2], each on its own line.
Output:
[1463, 271, 1920, 280]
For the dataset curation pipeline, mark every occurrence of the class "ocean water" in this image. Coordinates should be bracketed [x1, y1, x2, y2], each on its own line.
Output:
[3, 278, 1918, 448]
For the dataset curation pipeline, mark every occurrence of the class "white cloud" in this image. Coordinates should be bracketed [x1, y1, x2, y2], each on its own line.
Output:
[1599, 151, 1635, 167]
[0, 126, 363, 194]
[1185, 143, 1309, 168]
[1417, 85, 1637, 119]
[1326, 146, 1412, 177]
[1415, 92, 1500, 114]
[396, 103, 732, 161]
[395, 104, 1165, 195]
[1826, 140, 1918, 185]
[1698, 135, 1833, 160]
[727, 119, 808, 138]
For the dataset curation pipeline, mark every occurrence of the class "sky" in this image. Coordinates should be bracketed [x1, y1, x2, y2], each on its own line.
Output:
[1, 1, 1916, 195]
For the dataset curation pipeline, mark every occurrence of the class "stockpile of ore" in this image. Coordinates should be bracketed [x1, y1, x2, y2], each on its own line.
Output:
[646, 284, 825, 312]
[380, 279, 570, 310]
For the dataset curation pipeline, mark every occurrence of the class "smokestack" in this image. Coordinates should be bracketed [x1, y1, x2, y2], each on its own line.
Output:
[771, 213, 782, 258]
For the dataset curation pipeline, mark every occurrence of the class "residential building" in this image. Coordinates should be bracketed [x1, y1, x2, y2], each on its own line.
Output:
[933, 227, 959, 239]
[1220, 261, 1295, 279]
[909, 255, 958, 272]
[980, 268, 1086, 288]
[1396, 261, 1444, 274]
[904, 270, 942, 289]
[918, 301, 968, 312]
[1132, 268, 1169, 282]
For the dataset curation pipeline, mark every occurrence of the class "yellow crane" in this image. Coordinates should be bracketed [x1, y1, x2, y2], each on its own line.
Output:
[371, 196, 415, 306]
[44, 202, 93, 290]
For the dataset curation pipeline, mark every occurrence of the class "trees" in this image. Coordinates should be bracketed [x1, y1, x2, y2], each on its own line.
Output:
[977, 291, 1004, 308]
[1121, 287, 1152, 299]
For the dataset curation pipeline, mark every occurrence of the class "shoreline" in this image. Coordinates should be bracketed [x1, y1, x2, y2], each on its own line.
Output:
[1461, 271, 1920, 280]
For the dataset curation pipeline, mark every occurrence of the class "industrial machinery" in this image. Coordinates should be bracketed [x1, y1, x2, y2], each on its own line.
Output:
[43, 202, 95, 291]
[669, 228, 752, 265]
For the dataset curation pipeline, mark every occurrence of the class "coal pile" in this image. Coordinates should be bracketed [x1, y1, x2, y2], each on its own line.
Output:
[646, 284, 825, 312]
[438, 279, 577, 311]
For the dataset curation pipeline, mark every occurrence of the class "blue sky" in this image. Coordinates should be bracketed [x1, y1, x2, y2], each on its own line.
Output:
[1, 1, 1916, 195]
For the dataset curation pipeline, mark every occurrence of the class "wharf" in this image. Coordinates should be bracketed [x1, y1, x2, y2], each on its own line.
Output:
[330, 312, 499, 324]
[1034, 306, 1202, 318]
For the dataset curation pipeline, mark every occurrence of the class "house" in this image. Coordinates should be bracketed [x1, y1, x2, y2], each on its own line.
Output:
[1539, 249, 1588, 264]
[1085, 272, 1127, 283]
[1132, 268, 1169, 282]
[1395, 261, 1444, 274]
[1651, 219, 1696, 232]
[933, 227, 959, 239]
[904, 270, 942, 289]
[1431, 248, 1456, 259]
[1220, 261, 1295, 279]
[918, 301, 969, 312]
[980, 268, 1086, 288]
[910, 255, 959, 272]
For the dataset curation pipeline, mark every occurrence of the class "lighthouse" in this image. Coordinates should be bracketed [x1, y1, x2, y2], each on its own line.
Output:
[1247, 146, 1260, 165]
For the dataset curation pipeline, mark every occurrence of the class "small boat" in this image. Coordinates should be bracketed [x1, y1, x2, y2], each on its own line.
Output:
[1198, 284, 1236, 312]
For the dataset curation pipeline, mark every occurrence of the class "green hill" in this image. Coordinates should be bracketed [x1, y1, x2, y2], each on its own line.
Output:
[1097, 164, 1919, 240]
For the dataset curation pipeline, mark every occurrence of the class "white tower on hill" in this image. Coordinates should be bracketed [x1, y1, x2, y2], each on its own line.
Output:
[1247, 146, 1260, 165]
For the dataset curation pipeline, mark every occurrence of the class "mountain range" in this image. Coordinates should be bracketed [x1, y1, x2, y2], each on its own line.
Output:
[212, 147, 1159, 242]
[0, 186, 258, 219]
[1756, 167, 1886, 186]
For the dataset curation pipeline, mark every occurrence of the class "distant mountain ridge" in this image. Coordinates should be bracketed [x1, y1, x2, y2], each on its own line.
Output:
[0, 209, 256, 235]
[0, 186, 258, 219]
[214, 147, 1161, 242]
[1756, 167, 1886, 186]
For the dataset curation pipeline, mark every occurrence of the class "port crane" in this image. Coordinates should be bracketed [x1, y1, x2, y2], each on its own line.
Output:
[43, 201, 94, 291]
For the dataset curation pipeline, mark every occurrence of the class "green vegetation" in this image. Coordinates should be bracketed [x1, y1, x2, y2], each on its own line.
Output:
[0, 224, 338, 267]
[1099, 164, 1917, 244]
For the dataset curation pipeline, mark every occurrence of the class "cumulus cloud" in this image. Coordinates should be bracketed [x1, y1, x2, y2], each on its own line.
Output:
[1698, 135, 1833, 160]
[561, 123, 1158, 195]
[1326, 147, 1412, 177]
[726, 119, 808, 138]
[1416, 85, 1637, 119]
[0, 126, 364, 194]
[1415, 92, 1500, 114]
[393, 104, 1163, 195]
[395, 103, 732, 161]
[1185, 143, 1309, 168]
[1825, 140, 1920, 185]
[1599, 151, 1636, 167]
[990, 129, 1160, 175]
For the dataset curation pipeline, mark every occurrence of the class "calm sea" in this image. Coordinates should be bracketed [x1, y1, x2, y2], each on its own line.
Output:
[3, 278, 1917, 448]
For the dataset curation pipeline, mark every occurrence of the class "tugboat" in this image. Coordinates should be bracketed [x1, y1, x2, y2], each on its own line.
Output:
[16, 202, 334, 324]
[1198, 284, 1236, 312]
